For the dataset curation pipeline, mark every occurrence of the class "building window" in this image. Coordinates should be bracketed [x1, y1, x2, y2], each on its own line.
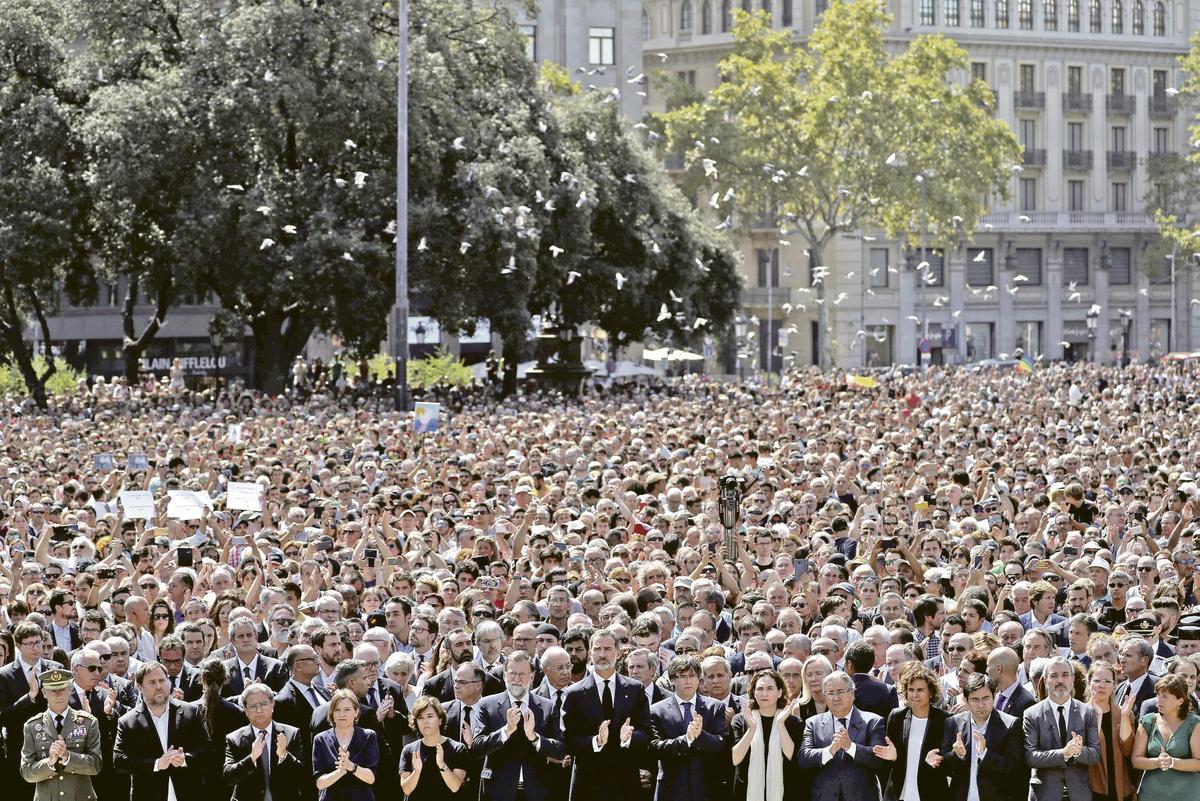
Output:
[722, 0, 732, 30]
[1019, 0, 1033, 28]
[702, 0, 713, 32]
[1068, 122, 1084, 150]
[970, 0, 985, 25]
[920, 0, 936, 24]
[1112, 182, 1127, 211]
[1019, 64, 1035, 92]
[1090, 0, 1102, 30]
[676, 69, 696, 86]
[917, 249, 945, 286]
[1016, 248, 1043, 285]
[1111, 67, 1125, 95]
[782, 0, 792, 25]
[1112, 0, 1123, 32]
[816, 0, 828, 16]
[1069, 180, 1085, 210]
[946, 0, 961, 25]
[1132, 0, 1144, 32]
[966, 248, 994, 286]
[1045, 0, 1058, 29]
[1015, 321, 1042, 356]
[641, 10, 650, 40]
[1154, 127, 1169, 153]
[756, 249, 780, 287]
[741, 0, 751, 11]
[1020, 177, 1038, 211]
[1110, 247, 1132, 283]
[589, 27, 615, 64]
[680, 0, 693, 29]
[1064, 248, 1089, 285]
[865, 325, 894, 366]
[1067, 66, 1082, 95]
[761, 0, 772, 18]
[1068, 0, 1080, 29]
[996, 0, 1010, 26]
[965, 323, 994, 361]
[870, 249, 890, 288]
[519, 25, 537, 59]
[972, 62, 987, 82]
[1154, 0, 1165, 34]
[1153, 69, 1167, 99]
[1111, 125, 1126, 152]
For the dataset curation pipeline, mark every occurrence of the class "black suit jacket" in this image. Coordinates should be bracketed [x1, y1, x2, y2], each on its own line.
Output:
[223, 722, 306, 801]
[562, 672, 652, 801]
[471, 691, 565, 801]
[273, 680, 325, 741]
[997, 681, 1036, 720]
[113, 699, 211, 801]
[881, 706, 949, 801]
[221, 656, 290, 697]
[168, 663, 204, 702]
[647, 695, 729, 801]
[1116, 673, 1159, 718]
[0, 659, 61, 764]
[851, 672, 899, 720]
[940, 709, 1023, 801]
[420, 664, 504, 702]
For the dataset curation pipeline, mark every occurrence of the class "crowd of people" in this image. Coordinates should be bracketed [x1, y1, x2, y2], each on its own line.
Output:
[1, 359, 1200, 801]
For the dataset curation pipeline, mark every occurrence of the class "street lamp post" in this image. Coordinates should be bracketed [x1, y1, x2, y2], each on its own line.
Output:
[391, 0, 410, 412]
[209, 325, 224, 399]
[734, 316, 747, 380]
[1120, 309, 1133, 366]
[718, 474, 743, 561]
[1085, 306, 1099, 362]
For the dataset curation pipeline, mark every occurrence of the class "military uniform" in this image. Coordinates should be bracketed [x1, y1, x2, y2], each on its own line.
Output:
[18, 669, 102, 801]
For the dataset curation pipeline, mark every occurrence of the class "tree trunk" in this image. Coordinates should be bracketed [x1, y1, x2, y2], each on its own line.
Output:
[250, 311, 314, 395]
[811, 240, 831, 370]
[121, 271, 174, 384]
[0, 281, 53, 409]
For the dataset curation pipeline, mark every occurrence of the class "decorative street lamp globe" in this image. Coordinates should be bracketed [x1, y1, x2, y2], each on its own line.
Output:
[718, 474, 743, 558]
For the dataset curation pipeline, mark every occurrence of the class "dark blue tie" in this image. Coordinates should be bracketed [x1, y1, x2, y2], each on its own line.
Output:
[682, 701, 693, 727]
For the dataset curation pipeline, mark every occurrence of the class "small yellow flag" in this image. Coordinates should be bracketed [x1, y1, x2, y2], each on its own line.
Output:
[846, 374, 878, 389]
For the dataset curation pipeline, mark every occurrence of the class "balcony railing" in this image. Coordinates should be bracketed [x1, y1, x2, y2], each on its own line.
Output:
[1063, 149, 1094, 170]
[1014, 90, 1046, 109]
[979, 211, 1155, 230]
[1149, 95, 1175, 117]
[1107, 150, 1136, 170]
[1022, 148, 1047, 166]
[1107, 93, 1136, 114]
[740, 287, 793, 307]
[1062, 92, 1093, 112]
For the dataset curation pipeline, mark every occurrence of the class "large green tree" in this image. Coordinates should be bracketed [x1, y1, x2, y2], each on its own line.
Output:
[661, 1, 1020, 368]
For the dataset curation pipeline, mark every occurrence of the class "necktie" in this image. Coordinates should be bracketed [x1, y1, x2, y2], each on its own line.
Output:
[305, 686, 320, 709]
[837, 717, 848, 754]
[515, 699, 523, 710]
[367, 687, 378, 708]
[995, 693, 1006, 713]
[54, 714, 64, 735]
[682, 701, 693, 725]
[170, 676, 178, 690]
[243, 666, 252, 681]
[1058, 705, 1068, 749]
[602, 679, 614, 718]
[553, 691, 563, 725]
[463, 705, 473, 729]
[260, 730, 272, 801]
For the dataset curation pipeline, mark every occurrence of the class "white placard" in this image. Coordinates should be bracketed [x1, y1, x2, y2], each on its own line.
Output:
[228, 424, 243, 443]
[119, 491, 156, 520]
[166, 491, 206, 520]
[227, 482, 263, 511]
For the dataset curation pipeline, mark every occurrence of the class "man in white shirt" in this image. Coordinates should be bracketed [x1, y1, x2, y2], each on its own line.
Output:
[941, 673, 1023, 801]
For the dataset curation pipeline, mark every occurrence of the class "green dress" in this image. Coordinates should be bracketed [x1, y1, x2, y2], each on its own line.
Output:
[1138, 712, 1200, 801]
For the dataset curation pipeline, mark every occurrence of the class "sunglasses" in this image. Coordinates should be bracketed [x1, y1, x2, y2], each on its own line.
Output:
[79, 665, 102, 673]
[152, 613, 171, 620]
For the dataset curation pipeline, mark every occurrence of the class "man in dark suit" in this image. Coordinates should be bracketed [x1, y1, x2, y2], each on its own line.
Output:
[469, 651, 565, 801]
[158, 637, 202, 702]
[420, 629, 503, 702]
[273, 645, 328, 743]
[1115, 637, 1158, 714]
[112, 661, 210, 801]
[798, 670, 886, 801]
[531, 647, 575, 800]
[75, 641, 132, 801]
[941, 673, 1024, 801]
[0, 622, 62, 801]
[647, 655, 729, 801]
[845, 642, 898, 720]
[562, 628, 652, 801]
[985, 647, 1037, 720]
[1022, 657, 1100, 801]
[223, 619, 289, 697]
[222, 683, 306, 801]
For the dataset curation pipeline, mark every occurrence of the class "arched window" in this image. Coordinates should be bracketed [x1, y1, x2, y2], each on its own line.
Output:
[1018, 0, 1033, 28]
[642, 8, 651, 40]
[722, 0, 733, 30]
[681, 0, 694, 30]
[1132, 0, 1144, 32]
[1045, 0, 1058, 28]
[702, 0, 713, 32]
[1112, 0, 1123, 32]
[1068, 0, 1080, 29]
[1089, 0, 1102, 30]
[971, 0, 985, 26]
[1153, 0, 1165, 34]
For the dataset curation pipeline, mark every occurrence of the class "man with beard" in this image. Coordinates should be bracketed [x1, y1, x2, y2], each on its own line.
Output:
[470, 650, 564, 801]
[1022, 657, 1099, 801]
[562, 627, 591, 684]
[420, 628, 503, 701]
[112, 661, 209, 801]
[562, 628, 651, 801]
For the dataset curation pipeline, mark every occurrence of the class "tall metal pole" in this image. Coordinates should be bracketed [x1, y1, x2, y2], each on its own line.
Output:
[392, 0, 410, 412]
[767, 270, 773, 385]
[1170, 242, 1178, 353]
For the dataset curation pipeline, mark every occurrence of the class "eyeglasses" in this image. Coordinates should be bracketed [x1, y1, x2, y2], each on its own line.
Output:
[1137, 566, 1155, 572]
[826, 690, 852, 698]
[273, 618, 295, 626]
[140, 583, 157, 590]
[79, 665, 102, 673]
[945, 645, 968, 653]
[245, 702, 273, 711]
[453, 678, 482, 686]
[152, 613, 171, 620]
[97, 654, 112, 661]
[1108, 583, 1127, 589]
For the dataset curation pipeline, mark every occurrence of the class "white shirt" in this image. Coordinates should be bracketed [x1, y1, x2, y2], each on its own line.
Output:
[1052, 701, 1073, 742]
[238, 656, 259, 681]
[51, 621, 74, 652]
[967, 717, 989, 801]
[149, 706, 177, 801]
[902, 715, 927, 800]
[819, 711, 859, 764]
[589, 671, 631, 751]
[674, 694, 700, 745]
[136, 630, 157, 663]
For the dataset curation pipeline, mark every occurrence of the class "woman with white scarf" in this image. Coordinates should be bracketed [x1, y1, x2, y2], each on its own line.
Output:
[731, 669, 805, 801]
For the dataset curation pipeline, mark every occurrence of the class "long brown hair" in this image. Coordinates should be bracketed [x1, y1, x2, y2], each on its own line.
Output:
[198, 656, 227, 738]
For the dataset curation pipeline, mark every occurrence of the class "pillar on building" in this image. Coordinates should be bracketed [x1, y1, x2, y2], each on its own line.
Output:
[898, 259, 916, 365]
[1094, 252, 1111, 361]
[947, 246, 967, 366]
[997, 245, 1015, 357]
[1045, 244, 1064, 361]
[1135, 266, 1151, 361]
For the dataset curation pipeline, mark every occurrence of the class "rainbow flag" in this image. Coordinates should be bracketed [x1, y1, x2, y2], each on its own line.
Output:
[1015, 356, 1034, 374]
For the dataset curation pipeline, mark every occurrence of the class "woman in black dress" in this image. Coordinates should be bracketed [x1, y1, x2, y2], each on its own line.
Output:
[875, 662, 950, 801]
[399, 696, 469, 801]
[196, 656, 248, 801]
[731, 669, 805, 801]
